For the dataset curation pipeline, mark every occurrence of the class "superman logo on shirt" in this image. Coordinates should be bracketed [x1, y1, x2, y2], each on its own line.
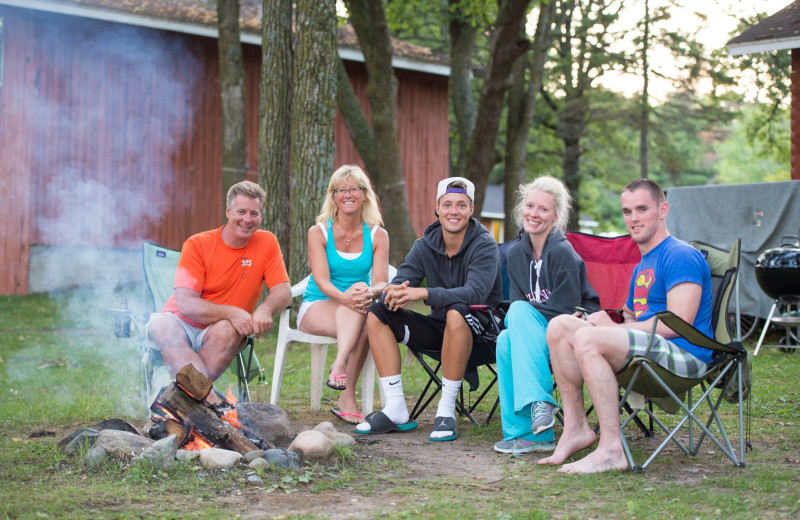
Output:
[632, 268, 655, 319]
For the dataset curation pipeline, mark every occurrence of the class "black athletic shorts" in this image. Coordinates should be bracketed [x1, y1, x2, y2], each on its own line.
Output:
[368, 301, 497, 356]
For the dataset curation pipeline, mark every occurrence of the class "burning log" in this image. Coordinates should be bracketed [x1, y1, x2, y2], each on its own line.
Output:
[147, 418, 191, 447]
[151, 383, 258, 455]
[175, 364, 213, 401]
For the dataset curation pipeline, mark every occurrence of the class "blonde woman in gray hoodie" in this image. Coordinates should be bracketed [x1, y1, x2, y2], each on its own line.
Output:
[493, 176, 600, 455]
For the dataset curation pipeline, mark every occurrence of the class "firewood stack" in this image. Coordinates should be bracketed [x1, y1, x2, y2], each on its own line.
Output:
[148, 364, 269, 454]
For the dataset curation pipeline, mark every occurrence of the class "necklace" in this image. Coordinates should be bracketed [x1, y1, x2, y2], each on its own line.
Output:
[336, 221, 361, 249]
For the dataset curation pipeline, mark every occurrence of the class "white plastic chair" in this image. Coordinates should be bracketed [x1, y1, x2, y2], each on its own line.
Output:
[270, 266, 395, 415]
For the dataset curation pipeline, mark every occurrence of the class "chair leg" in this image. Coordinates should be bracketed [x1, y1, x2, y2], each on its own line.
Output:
[310, 343, 329, 411]
[361, 350, 376, 415]
[270, 339, 289, 406]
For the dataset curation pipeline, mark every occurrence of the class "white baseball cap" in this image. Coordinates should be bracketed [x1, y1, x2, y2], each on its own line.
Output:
[436, 177, 475, 203]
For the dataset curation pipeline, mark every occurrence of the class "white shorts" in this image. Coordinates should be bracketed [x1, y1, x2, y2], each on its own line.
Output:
[296, 301, 315, 329]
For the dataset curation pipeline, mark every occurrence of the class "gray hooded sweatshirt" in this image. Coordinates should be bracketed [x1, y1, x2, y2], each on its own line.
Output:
[388, 217, 503, 321]
[505, 228, 600, 322]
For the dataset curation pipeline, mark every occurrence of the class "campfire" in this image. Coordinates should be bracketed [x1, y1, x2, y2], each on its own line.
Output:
[147, 364, 270, 454]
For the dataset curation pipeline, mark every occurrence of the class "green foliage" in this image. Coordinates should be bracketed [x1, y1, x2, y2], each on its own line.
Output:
[714, 104, 791, 184]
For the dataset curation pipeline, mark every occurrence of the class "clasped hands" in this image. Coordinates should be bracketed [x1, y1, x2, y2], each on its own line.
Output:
[342, 282, 375, 314]
[230, 306, 273, 337]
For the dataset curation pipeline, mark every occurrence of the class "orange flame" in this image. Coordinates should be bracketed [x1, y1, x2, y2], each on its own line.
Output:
[153, 405, 179, 422]
[225, 386, 238, 404]
[183, 428, 213, 451]
[221, 385, 241, 428]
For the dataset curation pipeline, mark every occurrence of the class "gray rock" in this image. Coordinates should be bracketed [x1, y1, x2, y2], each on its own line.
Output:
[248, 457, 269, 470]
[175, 449, 201, 462]
[198, 448, 242, 470]
[330, 432, 356, 448]
[247, 475, 263, 485]
[139, 434, 178, 470]
[244, 449, 265, 463]
[263, 448, 300, 470]
[288, 430, 334, 461]
[312, 422, 355, 448]
[92, 418, 142, 436]
[63, 429, 100, 456]
[313, 421, 337, 435]
[235, 402, 292, 447]
[84, 446, 108, 468]
[96, 430, 154, 461]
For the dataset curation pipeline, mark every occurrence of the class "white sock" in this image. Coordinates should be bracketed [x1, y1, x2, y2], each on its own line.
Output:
[435, 377, 461, 419]
[355, 374, 408, 433]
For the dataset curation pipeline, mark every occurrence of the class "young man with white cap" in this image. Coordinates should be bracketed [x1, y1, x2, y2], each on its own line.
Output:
[356, 177, 503, 441]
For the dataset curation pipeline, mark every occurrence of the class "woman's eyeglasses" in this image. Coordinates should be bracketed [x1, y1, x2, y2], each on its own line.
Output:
[333, 187, 365, 196]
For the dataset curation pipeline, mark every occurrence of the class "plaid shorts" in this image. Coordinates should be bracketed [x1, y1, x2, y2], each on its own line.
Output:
[625, 329, 709, 378]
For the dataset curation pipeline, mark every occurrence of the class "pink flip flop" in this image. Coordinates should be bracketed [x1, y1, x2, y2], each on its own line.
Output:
[326, 371, 347, 391]
[331, 408, 363, 424]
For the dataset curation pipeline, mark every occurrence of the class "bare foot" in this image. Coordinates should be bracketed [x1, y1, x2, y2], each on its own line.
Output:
[337, 397, 362, 420]
[558, 448, 628, 474]
[538, 428, 597, 466]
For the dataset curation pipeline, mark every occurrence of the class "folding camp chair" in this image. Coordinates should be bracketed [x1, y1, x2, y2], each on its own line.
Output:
[562, 232, 654, 434]
[616, 239, 749, 472]
[407, 239, 517, 427]
[117, 242, 260, 415]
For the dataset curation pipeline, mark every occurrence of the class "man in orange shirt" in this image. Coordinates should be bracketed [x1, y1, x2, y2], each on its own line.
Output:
[147, 181, 291, 398]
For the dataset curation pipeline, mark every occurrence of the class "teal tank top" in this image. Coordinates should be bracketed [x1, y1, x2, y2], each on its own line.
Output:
[303, 219, 374, 303]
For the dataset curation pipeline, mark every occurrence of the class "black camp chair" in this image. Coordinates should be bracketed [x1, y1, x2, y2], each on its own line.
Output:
[406, 238, 517, 426]
[616, 239, 750, 472]
[113, 242, 259, 415]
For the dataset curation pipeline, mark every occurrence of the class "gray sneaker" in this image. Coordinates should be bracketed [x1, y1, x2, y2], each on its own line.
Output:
[530, 401, 560, 435]
[493, 438, 555, 454]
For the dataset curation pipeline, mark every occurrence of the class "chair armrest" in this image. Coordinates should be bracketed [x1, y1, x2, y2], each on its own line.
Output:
[655, 311, 743, 355]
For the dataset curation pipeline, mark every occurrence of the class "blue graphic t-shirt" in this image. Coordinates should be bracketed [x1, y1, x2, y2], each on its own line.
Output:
[625, 235, 714, 364]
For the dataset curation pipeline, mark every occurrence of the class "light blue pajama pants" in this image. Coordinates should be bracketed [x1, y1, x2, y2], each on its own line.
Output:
[496, 300, 558, 442]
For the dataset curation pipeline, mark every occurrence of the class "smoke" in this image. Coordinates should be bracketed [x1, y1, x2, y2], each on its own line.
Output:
[3, 13, 206, 418]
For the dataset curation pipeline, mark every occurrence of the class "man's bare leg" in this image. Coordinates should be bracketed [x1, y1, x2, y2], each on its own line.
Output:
[150, 313, 211, 378]
[440, 309, 472, 381]
[559, 327, 630, 474]
[539, 315, 598, 465]
[367, 313, 402, 377]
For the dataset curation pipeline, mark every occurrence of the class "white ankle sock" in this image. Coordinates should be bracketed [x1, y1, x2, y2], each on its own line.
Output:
[435, 377, 461, 419]
[379, 374, 409, 424]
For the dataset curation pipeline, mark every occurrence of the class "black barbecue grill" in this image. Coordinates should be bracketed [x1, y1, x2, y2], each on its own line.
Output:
[754, 235, 800, 354]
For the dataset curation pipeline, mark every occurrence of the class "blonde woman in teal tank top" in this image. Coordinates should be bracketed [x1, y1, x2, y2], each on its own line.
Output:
[298, 165, 390, 424]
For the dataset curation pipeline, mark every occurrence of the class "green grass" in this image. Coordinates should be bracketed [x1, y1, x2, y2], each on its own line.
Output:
[1, 290, 800, 519]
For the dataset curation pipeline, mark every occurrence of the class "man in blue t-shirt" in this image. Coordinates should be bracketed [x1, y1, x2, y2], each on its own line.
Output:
[539, 178, 713, 474]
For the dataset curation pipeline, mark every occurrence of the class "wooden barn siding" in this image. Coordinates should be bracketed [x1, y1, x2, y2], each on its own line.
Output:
[0, 7, 34, 294]
[0, 6, 449, 295]
[332, 62, 449, 236]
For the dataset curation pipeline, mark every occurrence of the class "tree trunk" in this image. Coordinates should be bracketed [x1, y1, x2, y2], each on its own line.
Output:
[559, 93, 586, 231]
[448, 1, 478, 178]
[289, 0, 337, 282]
[258, 0, 292, 258]
[639, 0, 650, 179]
[336, 59, 377, 175]
[346, 0, 416, 265]
[503, 0, 556, 241]
[217, 0, 247, 217]
[464, 0, 532, 216]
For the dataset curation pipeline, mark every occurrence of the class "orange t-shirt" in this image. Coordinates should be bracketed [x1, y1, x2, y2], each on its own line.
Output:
[162, 227, 289, 328]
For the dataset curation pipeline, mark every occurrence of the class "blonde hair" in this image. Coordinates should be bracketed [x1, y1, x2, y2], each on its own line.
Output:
[513, 175, 572, 232]
[316, 164, 383, 226]
[227, 180, 266, 211]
